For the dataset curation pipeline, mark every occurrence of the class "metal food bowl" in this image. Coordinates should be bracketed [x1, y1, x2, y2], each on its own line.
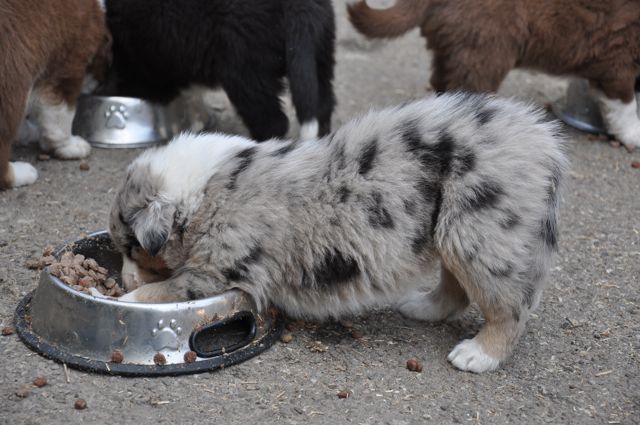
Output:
[71, 94, 216, 149]
[15, 231, 283, 377]
[552, 79, 608, 135]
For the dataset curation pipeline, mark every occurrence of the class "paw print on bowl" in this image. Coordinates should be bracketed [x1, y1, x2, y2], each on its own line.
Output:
[104, 104, 129, 129]
[151, 319, 182, 351]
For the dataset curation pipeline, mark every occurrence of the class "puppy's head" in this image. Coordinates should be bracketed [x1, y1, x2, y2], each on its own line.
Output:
[109, 132, 258, 288]
[109, 161, 175, 287]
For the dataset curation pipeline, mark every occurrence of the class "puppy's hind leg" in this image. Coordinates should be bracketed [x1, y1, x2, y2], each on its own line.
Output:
[396, 265, 469, 322]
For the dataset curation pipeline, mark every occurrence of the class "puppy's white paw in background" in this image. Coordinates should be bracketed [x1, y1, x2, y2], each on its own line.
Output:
[448, 338, 500, 373]
[52, 135, 91, 159]
[10, 162, 38, 187]
[596, 94, 640, 149]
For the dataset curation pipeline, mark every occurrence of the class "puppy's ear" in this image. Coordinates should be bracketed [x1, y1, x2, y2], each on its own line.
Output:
[131, 200, 176, 256]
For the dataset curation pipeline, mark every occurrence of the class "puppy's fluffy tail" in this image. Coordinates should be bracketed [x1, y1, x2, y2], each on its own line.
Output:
[347, 0, 429, 38]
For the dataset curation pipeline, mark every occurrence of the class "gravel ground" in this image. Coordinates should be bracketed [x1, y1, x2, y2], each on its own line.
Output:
[1, 2, 639, 424]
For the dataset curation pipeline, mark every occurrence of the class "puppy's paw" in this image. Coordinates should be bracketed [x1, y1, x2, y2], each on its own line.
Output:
[397, 289, 468, 322]
[53, 136, 91, 159]
[10, 162, 38, 187]
[448, 339, 500, 373]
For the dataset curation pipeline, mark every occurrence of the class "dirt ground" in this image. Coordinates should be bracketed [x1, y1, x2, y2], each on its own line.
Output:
[1, 2, 639, 424]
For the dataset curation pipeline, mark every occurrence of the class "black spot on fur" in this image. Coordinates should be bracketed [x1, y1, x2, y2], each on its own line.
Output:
[305, 249, 360, 287]
[511, 306, 521, 323]
[500, 210, 521, 229]
[403, 199, 416, 216]
[368, 191, 394, 228]
[271, 143, 296, 156]
[454, 148, 476, 175]
[226, 147, 256, 190]
[337, 185, 351, 203]
[358, 139, 378, 175]
[541, 217, 558, 248]
[523, 284, 537, 309]
[429, 188, 443, 236]
[221, 246, 263, 282]
[142, 229, 169, 257]
[411, 226, 430, 254]
[416, 177, 440, 204]
[476, 108, 496, 125]
[464, 181, 504, 211]
[186, 288, 198, 301]
[402, 124, 455, 178]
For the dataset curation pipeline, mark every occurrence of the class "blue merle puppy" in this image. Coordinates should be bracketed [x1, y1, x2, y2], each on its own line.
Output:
[108, 93, 568, 373]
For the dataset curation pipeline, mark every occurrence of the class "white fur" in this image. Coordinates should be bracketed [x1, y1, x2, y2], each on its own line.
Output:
[121, 255, 144, 292]
[396, 287, 467, 322]
[595, 93, 640, 148]
[135, 132, 257, 216]
[300, 119, 319, 141]
[30, 93, 91, 159]
[448, 339, 500, 373]
[9, 162, 38, 187]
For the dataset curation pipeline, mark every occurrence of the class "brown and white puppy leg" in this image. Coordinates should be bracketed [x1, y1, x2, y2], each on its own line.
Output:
[396, 265, 469, 322]
[31, 84, 91, 159]
[0, 77, 38, 189]
[591, 75, 640, 149]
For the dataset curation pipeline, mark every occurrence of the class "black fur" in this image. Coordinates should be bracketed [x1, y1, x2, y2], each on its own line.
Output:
[337, 185, 351, 203]
[102, 0, 336, 141]
[368, 191, 394, 228]
[464, 181, 504, 211]
[358, 139, 378, 175]
[501, 210, 521, 230]
[454, 148, 476, 175]
[226, 148, 256, 190]
[221, 246, 263, 282]
[476, 108, 496, 125]
[271, 143, 296, 157]
[305, 249, 360, 287]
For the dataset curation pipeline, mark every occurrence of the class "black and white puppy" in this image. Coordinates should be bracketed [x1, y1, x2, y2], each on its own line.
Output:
[108, 93, 568, 373]
[102, 0, 336, 141]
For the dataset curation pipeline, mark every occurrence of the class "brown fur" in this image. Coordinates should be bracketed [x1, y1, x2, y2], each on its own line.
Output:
[0, 0, 110, 189]
[348, 0, 640, 101]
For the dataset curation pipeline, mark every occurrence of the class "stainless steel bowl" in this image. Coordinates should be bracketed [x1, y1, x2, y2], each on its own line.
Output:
[552, 79, 608, 134]
[71, 94, 217, 149]
[15, 231, 282, 376]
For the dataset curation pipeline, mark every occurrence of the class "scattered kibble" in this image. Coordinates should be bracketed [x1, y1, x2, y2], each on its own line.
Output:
[79, 162, 90, 171]
[337, 390, 351, 399]
[153, 353, 167, 366]
[631, 160, 640, 169]
[15, 386, 31, 398]
[74, 399, 87, 410]
[1, 326, 15, 336]
[279, 333, 293, 343]
[406, 358, 423, 372]
[32, 377, 47, 387]
[110, 350, 124, 363]
[184, 351, 198, 364]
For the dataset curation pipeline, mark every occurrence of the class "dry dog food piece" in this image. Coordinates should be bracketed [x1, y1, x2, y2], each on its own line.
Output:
[337, 390, 351, 399]
[33, 377, 47, 387]
[406, 358, 423, 372]
[111, 350, 124, 363]
[1, 326, 15, 336]
[74, 399, 87, 410]
[279, 333, 293, 343]
[15, 386, 31, 398]
[153, 353, 167, 366]
[37, 154, 51, 161]
[183, 351, 198, 364]
[79, 162, 90, 171]
[632, 160, 640, 169]
[350, 329, 364, 339]
[47, 251, 126, 296]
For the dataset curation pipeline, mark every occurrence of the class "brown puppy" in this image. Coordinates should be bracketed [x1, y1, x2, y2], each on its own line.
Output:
[0, 0, 110, 189]
[348, 0, 640, 148]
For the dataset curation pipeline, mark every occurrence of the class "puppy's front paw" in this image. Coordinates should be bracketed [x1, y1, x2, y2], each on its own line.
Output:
[448, 339, 500, 373]
[53, 136, 91, 159]
[10, 162, 38, 187]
